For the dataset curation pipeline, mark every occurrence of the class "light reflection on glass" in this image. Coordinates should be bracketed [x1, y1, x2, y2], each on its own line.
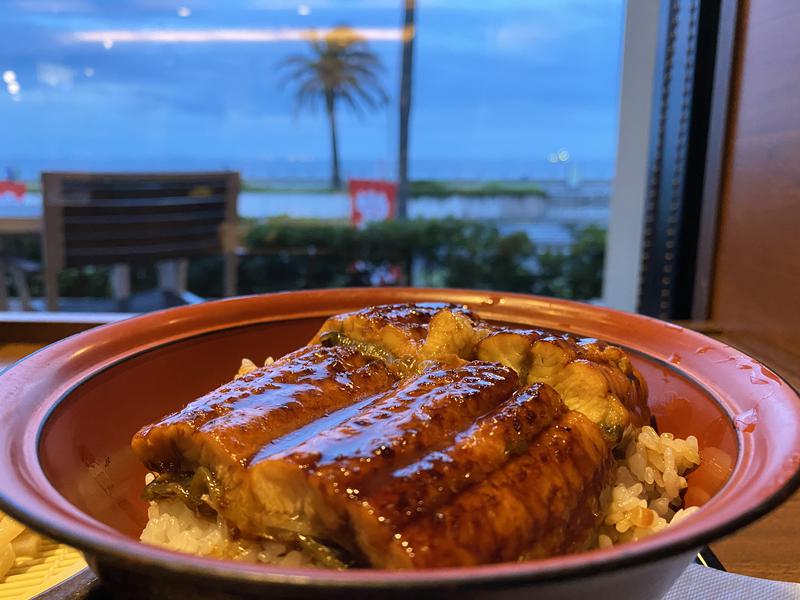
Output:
[37, 62, 74, 87]
[70, 27, 408, 45]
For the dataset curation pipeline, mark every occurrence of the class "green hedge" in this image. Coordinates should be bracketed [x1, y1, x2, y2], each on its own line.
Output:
[241, 217, 603, 298]
[4, 219, 605, 301]
[237, 180, 547, 199]
[535, 225, 606, 299]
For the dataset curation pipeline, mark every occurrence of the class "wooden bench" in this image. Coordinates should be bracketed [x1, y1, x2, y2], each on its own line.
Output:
[9, 171, 240, 311]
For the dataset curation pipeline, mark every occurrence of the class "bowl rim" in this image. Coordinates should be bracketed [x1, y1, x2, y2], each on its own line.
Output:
[1, 287, 799, 589]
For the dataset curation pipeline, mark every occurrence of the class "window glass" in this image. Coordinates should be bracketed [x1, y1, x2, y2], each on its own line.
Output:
[0, 1, 624, 309]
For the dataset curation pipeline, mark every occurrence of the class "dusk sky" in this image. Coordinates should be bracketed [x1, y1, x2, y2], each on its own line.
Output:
[0, 0, 624, 179]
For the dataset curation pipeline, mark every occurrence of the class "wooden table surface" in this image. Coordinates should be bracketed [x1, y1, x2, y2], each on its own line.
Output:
[705, 334, 800, 583]
[1, 316, 799, 585]
[0, 204, 41, 235]
[0, 218, 39, 235]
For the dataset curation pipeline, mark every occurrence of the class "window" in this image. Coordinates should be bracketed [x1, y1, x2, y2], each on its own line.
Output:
[1, 1, 627, 311]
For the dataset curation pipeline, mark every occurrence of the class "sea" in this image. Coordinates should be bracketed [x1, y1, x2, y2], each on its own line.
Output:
[3, 157, 616, 184]
[1, 157, 615, 250]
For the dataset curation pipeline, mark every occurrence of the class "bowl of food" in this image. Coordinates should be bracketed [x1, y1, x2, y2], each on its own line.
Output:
[0, 288, 798, 599]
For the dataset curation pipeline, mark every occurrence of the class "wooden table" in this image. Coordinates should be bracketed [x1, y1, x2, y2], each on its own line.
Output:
[0, 212, 40, 311]
[705, 333, 800, 583]
[0, 204, 41, 235]
[1, 314, 799, 585]
[0, 210, 199, 311]
[0, 217, 40, 235]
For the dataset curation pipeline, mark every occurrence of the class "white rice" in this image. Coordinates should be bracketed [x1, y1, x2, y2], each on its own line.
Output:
[140, 499, 317, 568]
[596, 426, 701, 548]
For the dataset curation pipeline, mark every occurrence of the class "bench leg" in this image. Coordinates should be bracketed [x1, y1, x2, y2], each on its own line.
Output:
[44, 265, 59, 312]
[156, 259, 188, 293]
[0, 256, 8, 312]
[223, 253, 237, 297]
[110, 264, 131, 302]
[9, 265, 33, 311]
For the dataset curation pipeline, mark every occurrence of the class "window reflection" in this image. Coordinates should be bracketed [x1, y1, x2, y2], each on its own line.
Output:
[0, 1, 623, 311]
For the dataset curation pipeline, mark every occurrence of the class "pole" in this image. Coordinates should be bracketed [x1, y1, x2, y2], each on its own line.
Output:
[397, 0, 415, 219]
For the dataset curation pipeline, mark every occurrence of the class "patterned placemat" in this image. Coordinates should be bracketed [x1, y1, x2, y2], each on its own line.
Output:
[0, 540, 86, 600]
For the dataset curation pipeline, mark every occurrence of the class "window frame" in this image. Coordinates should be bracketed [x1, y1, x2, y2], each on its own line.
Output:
[604, 0, 740, 319]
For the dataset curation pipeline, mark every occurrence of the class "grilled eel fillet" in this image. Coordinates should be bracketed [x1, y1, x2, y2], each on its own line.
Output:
[476, 328, 650, 442]
[132, 303, 641, 568]
[314, 303, 649, 443]
[309, 302, 490, 375]
[133, 361, 611, 568]
[132, 344, 399, 537]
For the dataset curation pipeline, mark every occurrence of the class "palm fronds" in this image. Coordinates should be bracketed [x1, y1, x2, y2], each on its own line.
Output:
[278, 26, 388, 117]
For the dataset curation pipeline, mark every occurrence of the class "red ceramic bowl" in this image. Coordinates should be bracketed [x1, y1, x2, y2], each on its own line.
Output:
[1, 289, 799, 600]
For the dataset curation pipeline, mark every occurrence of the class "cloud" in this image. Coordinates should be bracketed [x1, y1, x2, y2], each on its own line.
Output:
[492, 23, 557, 52]
[36, 61, 75, 87]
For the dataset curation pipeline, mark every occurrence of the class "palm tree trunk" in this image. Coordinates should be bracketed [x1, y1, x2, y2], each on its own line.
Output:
[326, 91, 342, 189]
[397, 0, 415, 218]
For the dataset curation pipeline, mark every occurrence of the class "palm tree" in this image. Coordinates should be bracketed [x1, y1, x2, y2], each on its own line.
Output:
[279, 27, 389, 189]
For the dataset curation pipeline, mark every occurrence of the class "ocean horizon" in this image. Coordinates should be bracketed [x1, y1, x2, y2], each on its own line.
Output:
[3, 157, 616, 184]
